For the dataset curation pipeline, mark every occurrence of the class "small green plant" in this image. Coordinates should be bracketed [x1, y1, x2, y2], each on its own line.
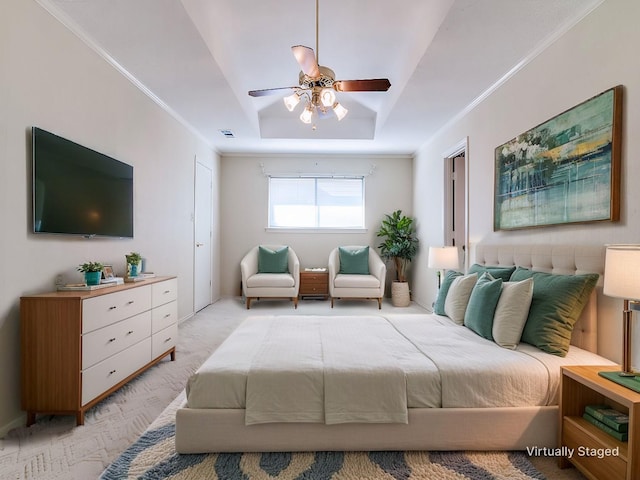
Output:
[77, 261, 104, 273]
[125, 252, 142, 265]
[376, 210, 419, 282]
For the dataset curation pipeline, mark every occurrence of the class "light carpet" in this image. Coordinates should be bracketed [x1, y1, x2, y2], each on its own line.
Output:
[101, 392, 546, 480]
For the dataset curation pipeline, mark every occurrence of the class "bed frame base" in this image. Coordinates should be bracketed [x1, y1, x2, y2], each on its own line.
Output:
[175, 401, 557, 453]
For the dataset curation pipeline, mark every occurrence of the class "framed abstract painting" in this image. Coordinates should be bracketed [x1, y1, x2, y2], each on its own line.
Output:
[494, 85, 622, 231]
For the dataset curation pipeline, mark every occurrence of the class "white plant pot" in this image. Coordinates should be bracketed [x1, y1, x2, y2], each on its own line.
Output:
[391, 281, 411, 307]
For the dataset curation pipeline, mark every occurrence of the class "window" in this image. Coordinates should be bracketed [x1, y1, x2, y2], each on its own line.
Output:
[268, 177, 365, 229]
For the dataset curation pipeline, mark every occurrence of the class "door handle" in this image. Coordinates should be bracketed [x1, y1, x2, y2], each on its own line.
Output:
[196, 242, 204, 247]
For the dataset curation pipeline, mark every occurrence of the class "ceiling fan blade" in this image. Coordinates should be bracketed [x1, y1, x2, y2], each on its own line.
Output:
[333, 79, 391, 92]
[248, 87, 298, 97]
[291, 45, 320, 78]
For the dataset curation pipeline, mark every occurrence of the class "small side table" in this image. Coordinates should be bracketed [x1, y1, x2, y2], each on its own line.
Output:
[559, 365, 640, 480]
[299, 269, 329, 300]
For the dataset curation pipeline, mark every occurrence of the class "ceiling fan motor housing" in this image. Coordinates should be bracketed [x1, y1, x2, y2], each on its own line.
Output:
[299, 66, 335, 89]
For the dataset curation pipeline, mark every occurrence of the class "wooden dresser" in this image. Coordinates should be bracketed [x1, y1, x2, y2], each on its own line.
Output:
[20, 276, 178, 426]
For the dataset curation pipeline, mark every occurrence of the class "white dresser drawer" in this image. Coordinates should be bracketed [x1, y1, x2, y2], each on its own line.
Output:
[82, 311, 152, 369]
[152, 323, 177, 359]
[152, 300, 177, 333]
[152, 278, 178, 307]
[82, 285, 151, 333]
[82, 337, 151, 405]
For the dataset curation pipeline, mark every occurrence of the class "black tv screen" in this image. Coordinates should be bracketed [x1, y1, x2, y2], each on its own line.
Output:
[32, 127, 134, 238]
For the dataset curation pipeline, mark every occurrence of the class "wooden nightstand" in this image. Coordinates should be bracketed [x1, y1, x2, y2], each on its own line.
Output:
[299, 270, 329, 300]
[559, 365, 640, 480]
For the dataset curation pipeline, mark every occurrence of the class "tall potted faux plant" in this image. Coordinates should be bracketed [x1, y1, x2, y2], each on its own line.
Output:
[376, 210, 419, 306]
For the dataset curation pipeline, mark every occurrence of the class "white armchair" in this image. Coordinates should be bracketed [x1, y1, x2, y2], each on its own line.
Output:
[241, 245, 300, 309]
[328, 246, 386, 309]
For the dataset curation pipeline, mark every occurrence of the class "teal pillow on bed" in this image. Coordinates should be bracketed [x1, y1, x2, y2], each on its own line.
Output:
[464, 272, 503, 340]
[258, 246, 289, 273]
[433, 270, 462, 315]
[468, 264, 516, 282]
[510, 267, 599, 356]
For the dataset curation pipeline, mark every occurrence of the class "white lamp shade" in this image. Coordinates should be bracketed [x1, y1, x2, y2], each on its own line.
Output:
[283, 93, 301, 112]
[299, 105, 313, 124]
[603, 245, 640, 300]
[332, 102, 348, 121]
[428, 246, 459, 270]
[320, 88, 336, 107]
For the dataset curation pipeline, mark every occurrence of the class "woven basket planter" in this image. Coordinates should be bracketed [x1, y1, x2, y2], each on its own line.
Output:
[391, 281, 410, 307]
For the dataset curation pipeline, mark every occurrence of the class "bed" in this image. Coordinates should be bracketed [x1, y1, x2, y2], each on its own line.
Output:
[175, 244, 616, 453]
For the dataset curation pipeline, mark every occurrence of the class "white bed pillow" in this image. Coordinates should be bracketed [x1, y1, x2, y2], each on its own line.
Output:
[492, 278, 534, 349]
[444, 273, 478, 324]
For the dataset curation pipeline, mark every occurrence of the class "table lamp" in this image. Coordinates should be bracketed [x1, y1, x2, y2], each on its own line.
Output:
[603, 244, 640, 381]
[428, 246, 459, 288]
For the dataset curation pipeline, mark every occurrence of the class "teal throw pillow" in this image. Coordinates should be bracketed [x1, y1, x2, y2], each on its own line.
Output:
[468, 264, 516, 282]
[433, 270, 462, 315]
[339, 246, 370, 274]
[510, 267, 599, 356]
[257, 246, 289, 273]
[464, 272, 503, 340]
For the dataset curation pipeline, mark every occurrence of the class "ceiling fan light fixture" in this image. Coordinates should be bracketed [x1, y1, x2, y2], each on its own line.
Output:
[332, 102, 348, 121]
[320, 88, 336, 107]
[283, 92, 301, 112]
[300, 103, 314, 124]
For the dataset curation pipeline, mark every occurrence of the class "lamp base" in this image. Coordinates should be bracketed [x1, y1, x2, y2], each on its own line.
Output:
[599, 370, 640, 392]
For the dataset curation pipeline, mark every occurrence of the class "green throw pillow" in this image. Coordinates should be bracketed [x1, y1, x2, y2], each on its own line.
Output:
[468, 264, 516, 282]
[257, 246, 289, 273]
[433, 270, 462, 315]
[338, 246, 370, 274]
[510, 267, 599, 356]
[464, 272, 503, 340]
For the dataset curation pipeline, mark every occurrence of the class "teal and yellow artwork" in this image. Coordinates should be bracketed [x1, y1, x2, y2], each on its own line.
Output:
[494, 85, 622, 231]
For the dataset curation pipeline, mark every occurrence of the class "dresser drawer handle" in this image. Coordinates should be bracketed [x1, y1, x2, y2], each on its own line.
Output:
[164, 337, 172, 343]
[108, 337, 116, 342]
[164, 313, 171, 318]
[127, 300, 135, 305]
[109, 306, 117, 310]
[127, 330, 134, 335]
[164, 290, 171, 294]
[109, 369, 116, 375]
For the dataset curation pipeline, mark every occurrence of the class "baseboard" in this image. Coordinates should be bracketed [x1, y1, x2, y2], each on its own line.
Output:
[1, 413, 26, 438]
[178, 312, 194, 326]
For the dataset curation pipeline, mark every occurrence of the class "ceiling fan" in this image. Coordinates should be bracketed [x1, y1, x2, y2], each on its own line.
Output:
[248, 0, 391, 125]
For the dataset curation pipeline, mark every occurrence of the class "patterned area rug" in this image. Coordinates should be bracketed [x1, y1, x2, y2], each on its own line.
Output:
[100, 393, 546, 480]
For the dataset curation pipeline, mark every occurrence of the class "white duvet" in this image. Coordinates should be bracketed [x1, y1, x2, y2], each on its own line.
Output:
[185, 314, 613, 425]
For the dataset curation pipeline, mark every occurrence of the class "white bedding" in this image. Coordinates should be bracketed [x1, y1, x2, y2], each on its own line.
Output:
[185, 314, 613, 425]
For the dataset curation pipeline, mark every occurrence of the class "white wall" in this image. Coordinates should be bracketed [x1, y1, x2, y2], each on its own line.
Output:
[219, 154, 413, 297]
[0, 0, 220, 435]
[412, 0, 640, 363]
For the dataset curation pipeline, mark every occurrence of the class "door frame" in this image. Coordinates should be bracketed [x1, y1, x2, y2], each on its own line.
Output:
[193, 159, 213, 312]
[442, 137, 469, 271]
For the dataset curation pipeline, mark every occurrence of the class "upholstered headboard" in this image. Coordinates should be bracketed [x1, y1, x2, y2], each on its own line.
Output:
[474, 244, 605, 353]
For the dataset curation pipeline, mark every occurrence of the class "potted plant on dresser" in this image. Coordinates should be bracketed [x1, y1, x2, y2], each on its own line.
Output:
[125, 252, 142, 277]
[376, 210, 419, 307]
[77, 262, 104, 286]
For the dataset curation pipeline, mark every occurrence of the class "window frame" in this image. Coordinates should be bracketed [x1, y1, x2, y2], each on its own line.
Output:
[266, 175, 367, 232]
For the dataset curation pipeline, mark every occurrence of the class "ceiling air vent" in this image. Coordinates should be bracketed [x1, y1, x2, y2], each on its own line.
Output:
[219, 129, 235, 138]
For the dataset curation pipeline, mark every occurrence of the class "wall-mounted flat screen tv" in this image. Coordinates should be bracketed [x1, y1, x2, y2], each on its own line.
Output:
[32, 127, 134, 238]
